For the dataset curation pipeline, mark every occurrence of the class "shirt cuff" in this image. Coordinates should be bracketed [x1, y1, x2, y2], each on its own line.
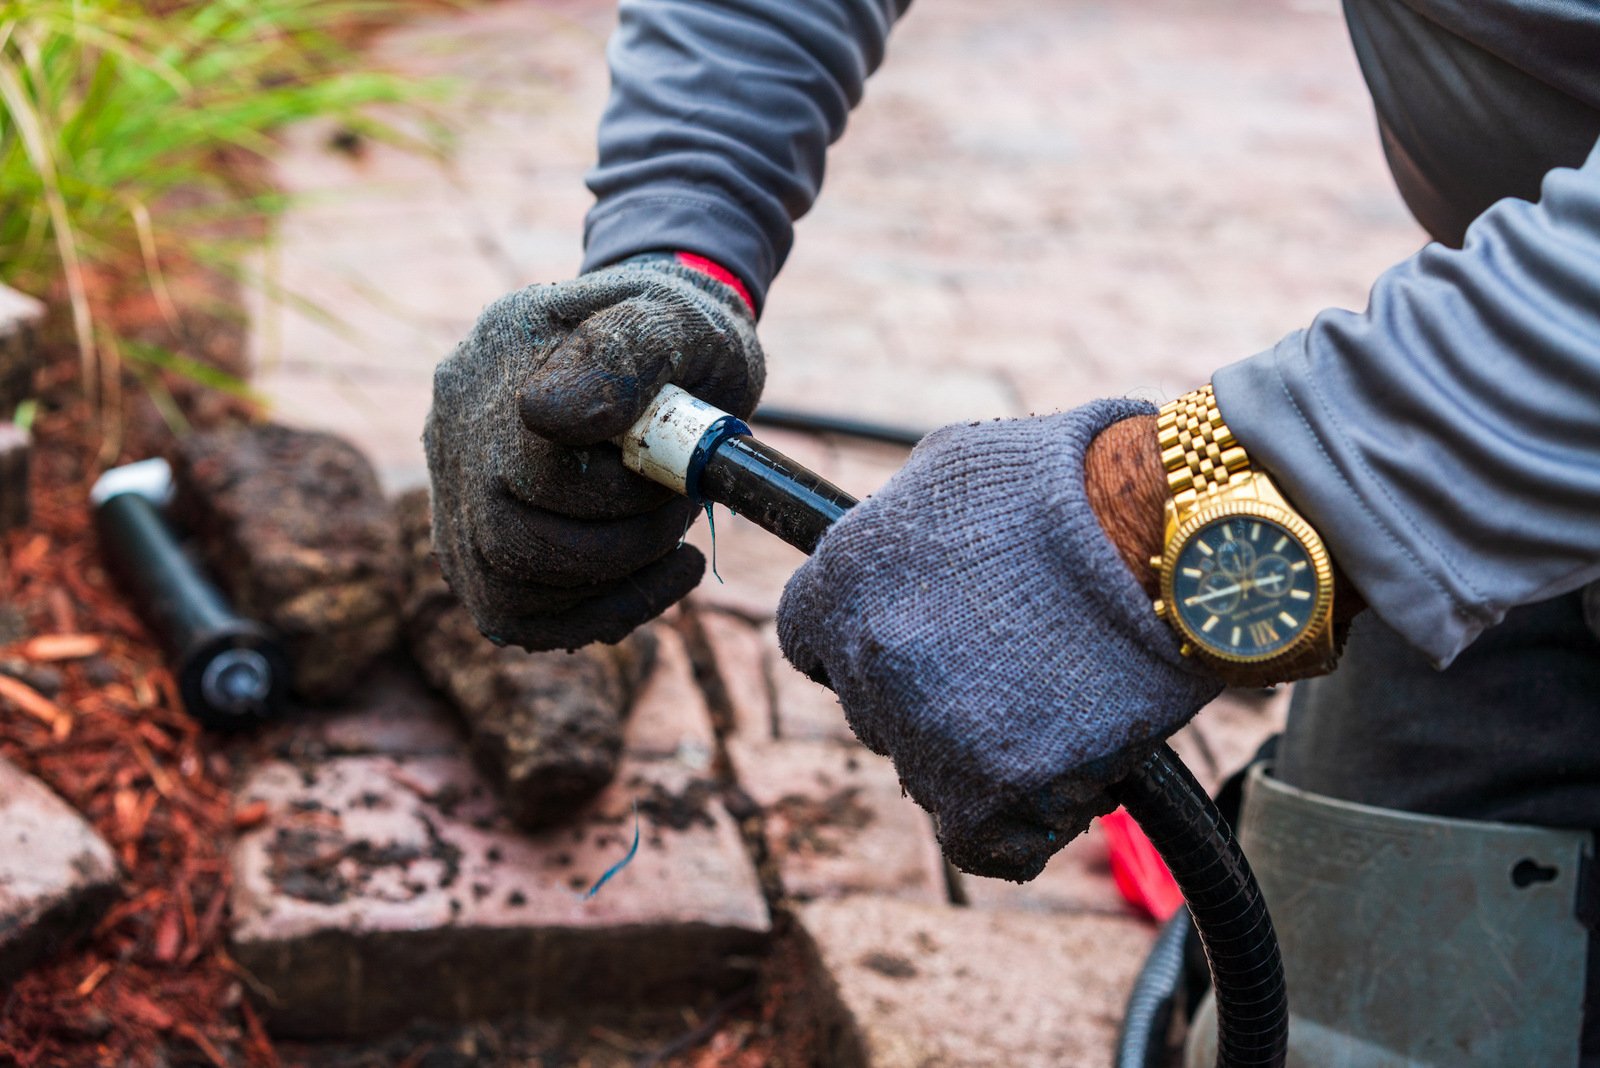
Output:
[582, 187, 779, 314]
[1213, 339, 1501, 667]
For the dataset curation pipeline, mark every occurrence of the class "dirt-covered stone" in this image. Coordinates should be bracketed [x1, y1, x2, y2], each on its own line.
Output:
[0, 758, 120, 983]
[394, 489, 654, 830]
[172, 423, 403, 701]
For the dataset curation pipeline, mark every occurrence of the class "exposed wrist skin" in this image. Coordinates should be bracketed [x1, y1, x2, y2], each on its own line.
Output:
[1085, 414, 1365, 623]
[1085, 415, 1167, 599]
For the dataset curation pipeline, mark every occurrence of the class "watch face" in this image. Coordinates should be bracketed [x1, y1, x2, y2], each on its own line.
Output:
[1171, 516, 1319, 659]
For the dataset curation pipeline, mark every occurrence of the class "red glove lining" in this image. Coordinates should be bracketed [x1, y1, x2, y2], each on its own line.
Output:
[674, 251, 756, 314]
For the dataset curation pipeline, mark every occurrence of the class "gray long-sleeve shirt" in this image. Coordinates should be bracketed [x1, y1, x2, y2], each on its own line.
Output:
[581, 0, 1600, 667]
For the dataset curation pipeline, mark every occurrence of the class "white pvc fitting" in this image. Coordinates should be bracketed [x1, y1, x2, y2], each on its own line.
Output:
[614, 383, 734, 495]
[90, 456, 175, 508]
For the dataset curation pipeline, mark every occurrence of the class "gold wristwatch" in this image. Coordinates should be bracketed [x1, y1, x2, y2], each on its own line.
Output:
[1149, 385, 1338, 687]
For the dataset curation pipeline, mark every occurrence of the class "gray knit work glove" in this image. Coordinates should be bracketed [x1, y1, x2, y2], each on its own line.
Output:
[425, 257, 764, 651]
[776, 399, 1222, 881]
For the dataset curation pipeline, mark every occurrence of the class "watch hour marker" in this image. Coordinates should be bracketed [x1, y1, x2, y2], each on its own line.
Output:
[1222, 525, 1234, 541]
[1248, 620, 1281, 646]
[1230, 626, 1241, 647]
[1290, 561, 1307, 572]
[1290, 589, 1311, 600]
[1181, 567, 1204, 579]
[1273, 537, 1288, 551]
[1278, 612, 1298, 628]
[1197, 540, 1214, 556]
[1202, 615, 1219, 633]
[1250, 523, 1261, 541]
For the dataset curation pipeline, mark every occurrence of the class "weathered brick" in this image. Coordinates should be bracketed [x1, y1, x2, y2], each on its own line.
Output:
[683, 512, 809, 622]
[0, 759, 119, 983]
[727, 737, 946, 904]
[229, 622, 764, 1038]
[172, 424, 403, 703]
[761, 625, 853, 743]
[250, 658, 464, 762]
[617, 625, 717, 768]
[794, 897, 1154, 1068]
[229, 752, 768, 1038]
[691, 609, 774, 739]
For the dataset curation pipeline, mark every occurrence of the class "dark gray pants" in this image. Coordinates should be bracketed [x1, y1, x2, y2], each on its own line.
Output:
[1277, 590, 1600, 1059]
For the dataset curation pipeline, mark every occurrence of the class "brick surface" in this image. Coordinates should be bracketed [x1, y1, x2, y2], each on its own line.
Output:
[229, 638, 768, 1038]
[0, 759, 119, 983]
[692, 609, 775, 739]
[683, 513, 810, 622]
[794, 897, 1155, 1068]
[251, 658, 464, 762]
[615, 626, 716, 769]
[957, 825, 1136, 917]
[761, 625, 854, 743]
[727, 737, 946, 904]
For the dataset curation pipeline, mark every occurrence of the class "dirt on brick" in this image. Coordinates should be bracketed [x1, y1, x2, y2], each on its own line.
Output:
[172, 423, 403, 702]
[633, 775, 720, 832]
[767, 787, 875, 858]
[395, 489, 656, 830]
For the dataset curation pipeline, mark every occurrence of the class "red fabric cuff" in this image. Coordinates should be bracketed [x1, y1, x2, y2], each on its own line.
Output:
[674, 252, 756, 315]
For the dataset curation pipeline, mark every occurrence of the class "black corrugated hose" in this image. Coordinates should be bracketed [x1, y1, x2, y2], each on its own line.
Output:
[1115, 908, 1194, 1068]
[731, 407, 1290, 1068]
[1108, 749, 1287, 1067]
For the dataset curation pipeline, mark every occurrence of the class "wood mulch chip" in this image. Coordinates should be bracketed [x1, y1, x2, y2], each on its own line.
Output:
[0, 394, 277, 1068]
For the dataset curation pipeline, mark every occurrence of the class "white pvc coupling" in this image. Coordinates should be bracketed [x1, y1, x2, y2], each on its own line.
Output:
[614, 383, 733, 495]
[89, 457, 175, 508]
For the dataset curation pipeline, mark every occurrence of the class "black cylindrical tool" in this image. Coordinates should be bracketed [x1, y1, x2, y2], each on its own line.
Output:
[615, 385, 1288, 1068]
[92, 459, 287, 730]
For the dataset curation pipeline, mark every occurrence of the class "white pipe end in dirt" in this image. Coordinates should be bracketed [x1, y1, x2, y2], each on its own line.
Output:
[614, 383, 735, 495]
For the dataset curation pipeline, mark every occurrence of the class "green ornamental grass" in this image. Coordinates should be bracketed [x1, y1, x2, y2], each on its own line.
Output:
[0, 0, 436, 428]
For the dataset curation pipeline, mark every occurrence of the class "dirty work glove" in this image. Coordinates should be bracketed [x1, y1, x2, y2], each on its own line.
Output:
[426, 254, 764, 651]
[777, 399, 1222, 881]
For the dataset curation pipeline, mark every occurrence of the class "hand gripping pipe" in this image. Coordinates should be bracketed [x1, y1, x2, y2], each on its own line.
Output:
[616, 386, 1288, 1068]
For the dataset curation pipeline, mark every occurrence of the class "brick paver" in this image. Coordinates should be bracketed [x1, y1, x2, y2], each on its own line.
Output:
[726, 737, 948, 904]
[795, 896, 1155, 1067]
[228, 638, 768, 1038]
[0, 759, 119, 983]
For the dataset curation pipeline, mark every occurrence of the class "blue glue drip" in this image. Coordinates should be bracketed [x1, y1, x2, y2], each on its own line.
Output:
[584, 802, 640, 900]
[1047, 831, 1056, 843]
[705, 503, 724, 584]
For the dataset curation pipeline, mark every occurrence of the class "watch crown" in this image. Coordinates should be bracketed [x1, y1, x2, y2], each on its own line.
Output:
[1152, 599, 1167, 619]
[1179, 641, 1194, 657]
[1148, 554, 1164, 572]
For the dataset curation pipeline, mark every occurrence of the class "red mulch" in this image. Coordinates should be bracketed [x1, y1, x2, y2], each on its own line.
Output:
[0, 377, 276, 1068]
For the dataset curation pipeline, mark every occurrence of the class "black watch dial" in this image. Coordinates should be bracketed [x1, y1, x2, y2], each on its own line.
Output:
[1171, 516, 1317, 658]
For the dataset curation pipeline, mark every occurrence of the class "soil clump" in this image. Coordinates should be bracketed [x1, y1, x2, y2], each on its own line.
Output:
[172, 423, 403, 701]
[395, 489, 656, 829]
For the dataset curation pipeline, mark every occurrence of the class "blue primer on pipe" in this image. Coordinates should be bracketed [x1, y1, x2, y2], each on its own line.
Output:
[683, 415, 750, 502]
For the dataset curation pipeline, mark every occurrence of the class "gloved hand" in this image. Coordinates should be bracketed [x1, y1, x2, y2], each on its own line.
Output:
[425, 255, 764, 651]
[776, 399, 1222, 881]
